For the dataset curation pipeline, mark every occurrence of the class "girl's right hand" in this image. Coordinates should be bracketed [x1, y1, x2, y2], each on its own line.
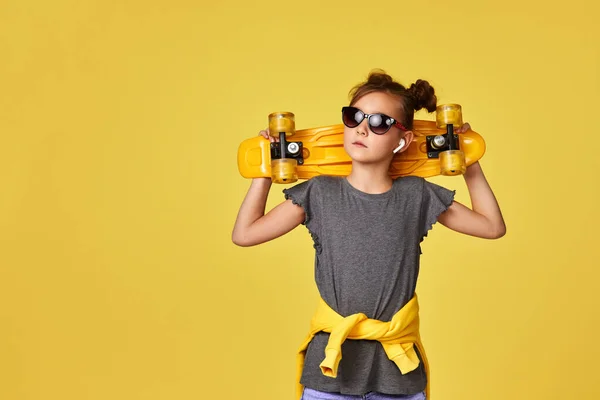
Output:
[253, 129, 277, 184]
[259, 128, 279, 143]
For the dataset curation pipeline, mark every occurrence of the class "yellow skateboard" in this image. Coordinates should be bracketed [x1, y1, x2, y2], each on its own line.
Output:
[237, 104, 486, 183]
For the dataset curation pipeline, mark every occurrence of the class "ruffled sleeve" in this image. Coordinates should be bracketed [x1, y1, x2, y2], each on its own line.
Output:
[282, 177, 322, 253]
[420, 179, 456, 242]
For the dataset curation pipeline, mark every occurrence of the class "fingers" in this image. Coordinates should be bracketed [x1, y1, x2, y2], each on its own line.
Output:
[258, 128, 278, 143]
[456, 122, 471, 133]
[268, 128, 279, 142]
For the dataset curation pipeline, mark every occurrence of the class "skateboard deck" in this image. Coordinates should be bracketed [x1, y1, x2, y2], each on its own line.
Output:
[237, 119, 486, 181]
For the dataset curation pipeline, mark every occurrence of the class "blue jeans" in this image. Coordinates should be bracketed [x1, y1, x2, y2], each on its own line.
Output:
[301, 387, 426, 400]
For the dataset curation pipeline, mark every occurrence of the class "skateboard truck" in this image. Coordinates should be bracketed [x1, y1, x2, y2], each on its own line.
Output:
[268, 112, 304, 183]
[426, 104, 467, 176]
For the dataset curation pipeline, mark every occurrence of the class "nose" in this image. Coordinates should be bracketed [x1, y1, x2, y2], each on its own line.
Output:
[356, 119, 369, 136]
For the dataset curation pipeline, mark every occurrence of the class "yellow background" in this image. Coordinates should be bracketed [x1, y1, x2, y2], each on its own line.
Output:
[1, 0, 598, 399]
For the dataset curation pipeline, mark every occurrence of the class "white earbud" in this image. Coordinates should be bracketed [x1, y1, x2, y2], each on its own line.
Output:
[393, 138, 406, 154]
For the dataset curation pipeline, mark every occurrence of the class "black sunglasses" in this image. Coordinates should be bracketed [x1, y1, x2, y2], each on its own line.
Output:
[341, 106, 408, 135]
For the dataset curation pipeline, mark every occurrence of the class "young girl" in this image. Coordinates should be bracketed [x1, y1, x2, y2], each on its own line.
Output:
[232, 70, 506, 400]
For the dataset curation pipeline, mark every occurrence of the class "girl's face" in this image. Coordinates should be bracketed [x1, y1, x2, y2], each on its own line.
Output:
[343, 91, 411, 165]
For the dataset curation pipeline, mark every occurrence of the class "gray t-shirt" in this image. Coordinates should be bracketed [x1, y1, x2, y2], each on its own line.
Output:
[283, 175, 455, 396]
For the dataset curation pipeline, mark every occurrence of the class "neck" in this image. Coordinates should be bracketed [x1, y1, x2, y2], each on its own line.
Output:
[346, 162, 393, 194]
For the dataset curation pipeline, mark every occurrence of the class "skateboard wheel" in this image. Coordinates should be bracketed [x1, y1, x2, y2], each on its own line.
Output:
[436, 104, 463, 129]
[268, 112, 295, 137]
[439, 150, 466, 176]
[271, 158, 298, 183]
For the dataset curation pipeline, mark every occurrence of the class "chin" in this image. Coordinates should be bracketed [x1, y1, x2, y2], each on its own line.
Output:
[345, 143, 390, 165]
[349, 153, 380, 165]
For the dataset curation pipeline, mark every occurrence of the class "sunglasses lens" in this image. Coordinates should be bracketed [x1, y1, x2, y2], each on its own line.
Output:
[369, 114, 394, 134]
[342, 107, 396, 134]
[342, 107, 362, 128]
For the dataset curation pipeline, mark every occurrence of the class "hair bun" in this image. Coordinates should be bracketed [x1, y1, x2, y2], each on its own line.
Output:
[365, 69, 396, 88]
[407, 80, 437, 112]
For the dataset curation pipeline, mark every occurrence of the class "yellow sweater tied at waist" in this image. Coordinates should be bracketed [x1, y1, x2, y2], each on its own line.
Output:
[296, 294, 430, 400]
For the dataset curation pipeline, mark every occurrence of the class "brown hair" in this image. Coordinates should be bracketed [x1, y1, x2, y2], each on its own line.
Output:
[348, 69, 437, 130]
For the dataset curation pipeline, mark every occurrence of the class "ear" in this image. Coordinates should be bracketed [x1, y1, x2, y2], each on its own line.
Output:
[402, 130, 414, 148]
[393, 130, 414, 154]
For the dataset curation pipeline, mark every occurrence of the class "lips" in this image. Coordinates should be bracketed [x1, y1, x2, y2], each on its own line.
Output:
[352, 141, 367, 148]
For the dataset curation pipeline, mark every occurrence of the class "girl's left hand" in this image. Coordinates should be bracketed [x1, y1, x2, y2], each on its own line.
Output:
[455, 122, 478, 171]
[456, 122, 471, 133]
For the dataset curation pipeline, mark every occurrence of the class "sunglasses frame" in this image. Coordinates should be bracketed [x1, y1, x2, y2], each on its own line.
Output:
[341, 106, 408, 134]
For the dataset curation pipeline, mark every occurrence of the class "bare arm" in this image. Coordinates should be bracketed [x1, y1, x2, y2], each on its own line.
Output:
[232, 128, 306, 247]
[231, 178, 305, 247]
[438, 161, 506, 239]
[437, 123, 506, 239]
